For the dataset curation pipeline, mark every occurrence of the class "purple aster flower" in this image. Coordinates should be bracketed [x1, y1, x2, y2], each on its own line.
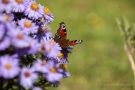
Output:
[9, 28, 31, 48]
[27, 38, 39, 54]
[39, 39, 62, 58]
[18, 19, 38, 34]
[44, 61, 63, 82]
[12, 0, 30, 13]
[54, 50, 69, 64]
[32, 59, 48, 73]
[25, 1, 43, 19]
[34, 30, 52, 42]
[42, 31, 52, 42]
[20, 67, 38, 89]
[0, 0, 14, 13]
[32, 87, 42, 90]
[58, 64, 70, 78]
[42, 7, 54, 23]
[33, 22, 52, 41]
[0, 22, 15, 50]
[0, 37, 11, 50]
[38, 40, 46, 53]
[0, 13, 13, 23]
[0, 55, 20, 79]
[0, 23, 6, 40]
[42, 23, 51, 30]
[46, 40, 62, 58]
[40, 23, 53, 41]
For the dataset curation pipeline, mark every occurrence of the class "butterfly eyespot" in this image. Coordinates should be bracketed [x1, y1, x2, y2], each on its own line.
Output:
[76, 40, 83, 44]
[62, 26, 66, 29]
[58, 36, 61, 38]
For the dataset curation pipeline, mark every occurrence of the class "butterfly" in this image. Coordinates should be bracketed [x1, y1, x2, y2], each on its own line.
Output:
[54, 22, 83, 63]
[54, 22, 82, 48]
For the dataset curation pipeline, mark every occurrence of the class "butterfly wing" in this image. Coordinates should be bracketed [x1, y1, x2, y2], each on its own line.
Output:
[66, 40, 83, 53]
[58, 22, 67, 38]
[54, 22, 68, 48]
[68, 40, 83, 46]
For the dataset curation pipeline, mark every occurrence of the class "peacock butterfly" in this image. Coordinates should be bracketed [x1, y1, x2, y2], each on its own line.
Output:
[54, 22, 83, 63]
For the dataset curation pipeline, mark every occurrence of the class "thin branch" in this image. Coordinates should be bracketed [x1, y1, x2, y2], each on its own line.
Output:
[117, 17, 135, 78]
[124, 41, 135, 78]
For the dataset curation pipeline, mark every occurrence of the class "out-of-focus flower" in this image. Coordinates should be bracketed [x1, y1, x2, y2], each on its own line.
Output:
[34, 25, 52, 42]
[40, 39, 62, 58]
[12, 0, 29, 13]
[42, 7, 54, 23]
[57, 51, 63, 60]
[41, 23, 53, 41]
[32, 87, 42, 90]
[0, 37, 11, 50]
[44, 61, 63, 82]
[9, 28, 31, 48]
[0, 13, 13, 22]
[0, 23, 6, 40]
[25, 1, 43, 19]
[33, 59, 48, 73]
[27, 38, 39, 54]
[38, 40, 46, 53]
[0, 55, 20, 79]
[42, 23, 51, 31]
[42, 31, 52, 42]
[58, 64, 70, 78]
[20, 67, 38, 89]
[18, 19, 38, 34]
[0, 0, 14, 13]
[0, 22, 12, 50]
[55, 51, 69, 64]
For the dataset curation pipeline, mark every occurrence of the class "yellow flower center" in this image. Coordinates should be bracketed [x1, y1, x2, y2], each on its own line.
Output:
[50, 67, 56, 73]
[44, 25, 48, 30]
[41, 60, 46, 65]
[48, 48, 52, 52]
[49, 40, 55, 45]
[30, 3, 39, 11]
[24, 71, 31, 78]
[60, 64, 68, 70]
[58, 52, 63, 59]
[16, 0, 23, 4]
[5, 14, 10, 22]
[41, 17, 45, 22]
[5, 63, 11, 70]
[17, 33, 24, 40]
[24, 21, 32, 28]
[2, 0, 10, 4]
[44, 7, 49, 14]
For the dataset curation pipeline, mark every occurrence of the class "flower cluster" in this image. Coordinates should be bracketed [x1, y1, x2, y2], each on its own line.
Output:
[0, 0, 70, 90]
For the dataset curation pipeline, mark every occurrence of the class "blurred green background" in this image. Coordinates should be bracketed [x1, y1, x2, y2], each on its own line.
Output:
[39, 0, 135, 90]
